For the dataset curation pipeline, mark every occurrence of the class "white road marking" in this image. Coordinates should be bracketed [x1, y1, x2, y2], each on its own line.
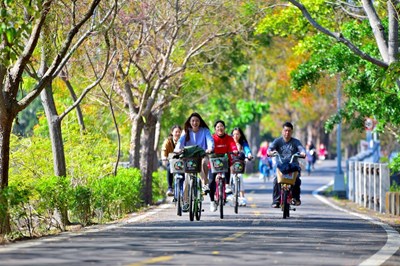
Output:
[0, 204, 170, 253]
[313, 181, 400, 266]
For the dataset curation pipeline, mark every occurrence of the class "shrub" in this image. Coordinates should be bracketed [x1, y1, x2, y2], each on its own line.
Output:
[70, 185, 92, 226]
[152, 168, 168, 203]
[90, 168, 142, 222]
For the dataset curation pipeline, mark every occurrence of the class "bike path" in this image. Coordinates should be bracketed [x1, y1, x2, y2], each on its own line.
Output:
[0, 160, 399, 265]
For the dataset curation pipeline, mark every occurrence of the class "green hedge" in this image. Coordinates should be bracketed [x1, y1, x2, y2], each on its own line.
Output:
[3, 168, 143, 238]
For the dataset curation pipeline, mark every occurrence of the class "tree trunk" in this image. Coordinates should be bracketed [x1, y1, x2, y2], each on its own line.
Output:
[40, 86, 70, 227]
[245, 121, 260, 173]
[139, 113, 158, 205]
[129, 116, 144, 168]
[0, 117, 14, 235]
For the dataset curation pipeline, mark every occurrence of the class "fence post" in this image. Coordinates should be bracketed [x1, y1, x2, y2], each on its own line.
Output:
[356, 161, 361, 205]
[380, 164, 389, 213]
[363, 163, 368, 208]
[368, 163, 372, 209]
[354, 162, 360, 203]
[373, 163, 377, 212]
[348, 161, 355, 201]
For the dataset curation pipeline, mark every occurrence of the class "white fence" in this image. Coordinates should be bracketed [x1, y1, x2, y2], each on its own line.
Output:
[347, 161, 390, 213]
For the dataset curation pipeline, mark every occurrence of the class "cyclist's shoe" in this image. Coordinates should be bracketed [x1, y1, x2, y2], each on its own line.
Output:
[166, 188, 174, 197]
[202, 184, 210, 194]
[239, 197, 247, 206]
[294, 199, 301, 206]
[225, 185, 232, 194]
[271, 203, 280, 208]
[182, 202, 189, 212]
[210, 201, 217, 212]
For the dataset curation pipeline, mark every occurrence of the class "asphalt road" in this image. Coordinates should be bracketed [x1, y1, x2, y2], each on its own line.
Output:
[1, 160, 399, 265]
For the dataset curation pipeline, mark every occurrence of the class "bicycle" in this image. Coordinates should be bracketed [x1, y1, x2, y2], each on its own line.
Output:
[271, 152, 305, 219]
[209, 153, 229, 219]
[169, 158, 185, 216]
[230, 154, 248, 214]
[182, 156, 203, 221]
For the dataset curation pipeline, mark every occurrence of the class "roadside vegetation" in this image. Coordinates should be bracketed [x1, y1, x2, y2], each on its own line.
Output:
[2, 0, 400, 241]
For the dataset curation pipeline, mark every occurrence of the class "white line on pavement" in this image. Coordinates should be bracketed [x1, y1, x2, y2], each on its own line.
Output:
[313, 181, 400, 266]
[0, 204, 170, 253]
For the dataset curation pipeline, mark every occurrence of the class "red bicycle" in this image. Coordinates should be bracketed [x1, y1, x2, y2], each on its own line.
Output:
[209, 153, 229, 219]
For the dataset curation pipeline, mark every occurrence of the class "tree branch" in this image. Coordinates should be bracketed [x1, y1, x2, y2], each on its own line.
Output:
[287, 0, 388, 68]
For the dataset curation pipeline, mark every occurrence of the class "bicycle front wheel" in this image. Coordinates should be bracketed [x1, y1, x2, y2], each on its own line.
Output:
[175, 178, 182, 216]
[282, 190, 290, 219]
[189, 176, 195, 221]
[234, 176, 239, 214]
[195, 179, 202, 221]
[219, 179, 224, 219]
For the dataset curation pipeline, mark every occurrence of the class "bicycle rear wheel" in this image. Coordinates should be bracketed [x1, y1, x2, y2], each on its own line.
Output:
[219, 179, 224, 219]
[189, 176, 195, 221]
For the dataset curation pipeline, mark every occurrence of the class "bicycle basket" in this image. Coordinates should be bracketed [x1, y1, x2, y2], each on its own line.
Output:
[276, 168, 298, 185]
[230, 159, 245, 174]
[209, 156, 229, 173]
[183, 157, 201, 173]
[169, 159, 185, 174]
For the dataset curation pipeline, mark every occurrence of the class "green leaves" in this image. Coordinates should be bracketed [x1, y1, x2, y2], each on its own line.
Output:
[0, 1, 35, 66]
[233, 99, 269, 127]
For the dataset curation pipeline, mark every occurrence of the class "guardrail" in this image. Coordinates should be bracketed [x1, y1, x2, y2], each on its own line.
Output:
[347, 161, 390, 213]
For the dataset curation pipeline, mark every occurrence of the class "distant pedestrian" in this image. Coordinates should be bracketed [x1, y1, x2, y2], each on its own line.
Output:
[318, 143, 328, 161]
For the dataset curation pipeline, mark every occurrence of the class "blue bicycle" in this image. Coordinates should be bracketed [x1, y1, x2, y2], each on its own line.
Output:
[170, 158, 185, 216]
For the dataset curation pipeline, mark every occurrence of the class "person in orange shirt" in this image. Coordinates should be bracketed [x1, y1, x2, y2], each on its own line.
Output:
[161, 125, 182, 196]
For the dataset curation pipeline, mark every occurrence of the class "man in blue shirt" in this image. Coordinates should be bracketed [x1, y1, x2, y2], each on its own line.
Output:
[267, 122, 306, 208]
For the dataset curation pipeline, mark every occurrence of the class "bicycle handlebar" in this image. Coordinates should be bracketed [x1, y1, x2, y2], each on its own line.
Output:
[269, 151, 305, 164]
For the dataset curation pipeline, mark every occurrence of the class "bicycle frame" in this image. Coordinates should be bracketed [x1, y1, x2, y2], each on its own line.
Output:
[230, 156, 246, 213]
[214, 172, 226, 219]
[280, 182, 295, 219]
[173, 173, 184, 216]
[230, 173, 240, 214]
[170, 158, 185, 217]
[180, 156, 203, 222]
[187, 172, 203, 221]
[210, 154, 229, 219]
[271, 152, 304, 219]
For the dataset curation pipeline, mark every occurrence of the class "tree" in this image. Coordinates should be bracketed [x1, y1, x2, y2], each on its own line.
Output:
[258, 1, 400, 139]
[110, 0, 249, 204]
[0, 0, 106, 235]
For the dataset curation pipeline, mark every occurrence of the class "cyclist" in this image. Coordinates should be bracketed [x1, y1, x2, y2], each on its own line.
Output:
[175, 112, 214, 211]
[208, 120, 238, 212]
[257, 141, 272, 180]
[267, 122, 306, 208]
[161, 125, 182, 196]
[231, 127, 253, 206]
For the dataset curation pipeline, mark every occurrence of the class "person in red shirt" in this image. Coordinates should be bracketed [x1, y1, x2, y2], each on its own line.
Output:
[208, 120, 238, 212]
